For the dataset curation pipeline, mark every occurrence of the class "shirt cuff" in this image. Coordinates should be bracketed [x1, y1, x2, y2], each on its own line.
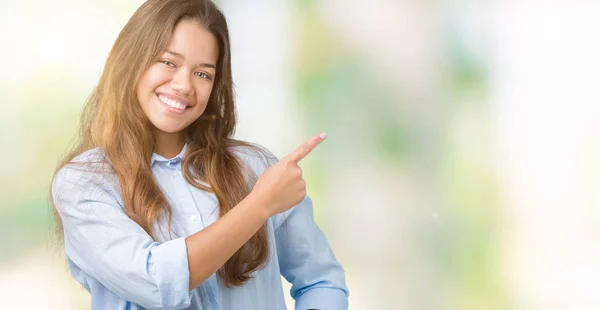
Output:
[295, 287, 349, 310]
[150, 237, 193, 309]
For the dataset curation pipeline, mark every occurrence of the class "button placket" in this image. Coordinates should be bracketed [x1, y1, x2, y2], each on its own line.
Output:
[164, 159, 201, 229]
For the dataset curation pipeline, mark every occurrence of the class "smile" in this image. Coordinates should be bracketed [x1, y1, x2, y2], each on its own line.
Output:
[158, 94, 187, 111]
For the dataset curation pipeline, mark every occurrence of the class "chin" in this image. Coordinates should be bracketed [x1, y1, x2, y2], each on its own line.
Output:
[152, 121, 187, 135]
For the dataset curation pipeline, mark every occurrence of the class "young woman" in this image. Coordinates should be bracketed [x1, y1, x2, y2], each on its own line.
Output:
[50, 0, 348, 309]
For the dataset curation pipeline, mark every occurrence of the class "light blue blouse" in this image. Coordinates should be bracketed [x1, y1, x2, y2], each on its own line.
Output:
[51, 144, 348, 310]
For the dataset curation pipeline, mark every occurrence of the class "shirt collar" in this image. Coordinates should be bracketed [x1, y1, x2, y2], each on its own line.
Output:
[150, 143, 188, 166]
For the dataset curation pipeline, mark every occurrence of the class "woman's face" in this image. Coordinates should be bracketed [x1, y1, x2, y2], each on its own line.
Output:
[136, 19, 219, 136]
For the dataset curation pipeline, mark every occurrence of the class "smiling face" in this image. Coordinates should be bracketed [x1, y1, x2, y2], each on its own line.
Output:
[136, 18, 219, 142]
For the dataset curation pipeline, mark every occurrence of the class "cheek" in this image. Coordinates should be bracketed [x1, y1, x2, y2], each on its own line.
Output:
[136, 73, 154, 103]
[195, 84, 215, 105]
[139, 67, 169, 96]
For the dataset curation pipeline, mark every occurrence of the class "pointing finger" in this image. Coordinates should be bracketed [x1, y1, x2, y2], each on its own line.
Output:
[284, 132, 327, 164]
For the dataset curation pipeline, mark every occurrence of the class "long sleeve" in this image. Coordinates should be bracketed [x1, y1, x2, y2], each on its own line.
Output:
[51, 154, 193, 309]
[235, 144, 349, 309]
[273, 196, 349, 310]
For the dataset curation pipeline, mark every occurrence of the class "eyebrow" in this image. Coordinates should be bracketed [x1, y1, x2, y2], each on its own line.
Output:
[165, 50, 216, 69]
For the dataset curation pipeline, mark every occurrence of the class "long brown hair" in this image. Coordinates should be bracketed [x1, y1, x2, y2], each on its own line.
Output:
[52, 0, 270, 287]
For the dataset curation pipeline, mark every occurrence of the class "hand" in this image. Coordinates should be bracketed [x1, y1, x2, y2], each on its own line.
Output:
[251, 133, 327, 217]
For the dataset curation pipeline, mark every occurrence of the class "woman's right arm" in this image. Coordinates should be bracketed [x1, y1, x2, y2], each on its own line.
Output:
[53, 162, 191, 309]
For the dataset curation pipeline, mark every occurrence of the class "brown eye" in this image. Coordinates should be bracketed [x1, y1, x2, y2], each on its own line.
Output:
[195, 72, 211, 80]
[160, 60, 176, 68]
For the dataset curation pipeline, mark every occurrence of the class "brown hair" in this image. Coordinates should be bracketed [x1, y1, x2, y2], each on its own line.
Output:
[52, 0, 270, 287]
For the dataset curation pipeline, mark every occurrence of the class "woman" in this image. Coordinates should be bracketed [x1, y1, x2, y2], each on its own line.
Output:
[50, 0, 348, 309]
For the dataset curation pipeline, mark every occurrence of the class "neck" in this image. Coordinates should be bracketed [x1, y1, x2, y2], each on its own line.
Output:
[154, 130, 186, 159]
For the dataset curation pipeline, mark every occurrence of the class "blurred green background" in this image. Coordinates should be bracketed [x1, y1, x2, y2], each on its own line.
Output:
[2, 1, 600, 309]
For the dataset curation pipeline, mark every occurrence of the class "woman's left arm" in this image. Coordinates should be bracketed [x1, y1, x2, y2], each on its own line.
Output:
[273, 196, 349, 310]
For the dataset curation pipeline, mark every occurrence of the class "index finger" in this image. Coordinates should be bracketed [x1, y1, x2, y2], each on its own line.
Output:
[283, 132, 328, 164]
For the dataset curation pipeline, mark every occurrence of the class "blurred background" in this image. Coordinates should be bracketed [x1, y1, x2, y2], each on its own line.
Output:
[1, 0, 600, 309]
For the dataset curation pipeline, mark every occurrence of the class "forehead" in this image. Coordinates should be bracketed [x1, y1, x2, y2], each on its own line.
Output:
[167, 19, 219, 64]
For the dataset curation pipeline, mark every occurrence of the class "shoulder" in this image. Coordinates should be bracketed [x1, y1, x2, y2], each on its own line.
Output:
[52, 148, 120, 201]
[229, 142, 279, 175]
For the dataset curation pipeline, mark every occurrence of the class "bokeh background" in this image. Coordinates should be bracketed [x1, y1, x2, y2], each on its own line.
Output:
[1, 0, 600, 309]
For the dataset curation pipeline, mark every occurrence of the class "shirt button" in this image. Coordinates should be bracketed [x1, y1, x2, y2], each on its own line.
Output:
[190, 215, 198, 221]
[173, 171, 179, 177]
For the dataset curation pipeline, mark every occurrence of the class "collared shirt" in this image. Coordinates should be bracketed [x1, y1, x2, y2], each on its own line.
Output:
[51, 144, 348, 310]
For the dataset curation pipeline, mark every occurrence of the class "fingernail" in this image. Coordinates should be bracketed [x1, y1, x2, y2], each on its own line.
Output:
[319, 132, 328, 140]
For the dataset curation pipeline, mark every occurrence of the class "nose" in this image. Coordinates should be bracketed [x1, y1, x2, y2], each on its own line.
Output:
[170, 68, 194, 96]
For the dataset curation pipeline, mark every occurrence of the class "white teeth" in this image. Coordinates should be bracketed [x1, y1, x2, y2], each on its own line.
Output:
[158, 95, 186, 110]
